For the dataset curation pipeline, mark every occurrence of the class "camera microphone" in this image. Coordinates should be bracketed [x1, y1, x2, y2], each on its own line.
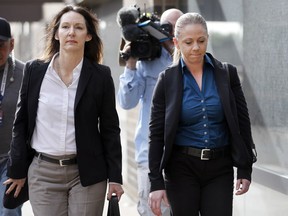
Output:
[117, 5, 166, 61]
[116, 6, 139, 27]
[116, 6, 144, 41]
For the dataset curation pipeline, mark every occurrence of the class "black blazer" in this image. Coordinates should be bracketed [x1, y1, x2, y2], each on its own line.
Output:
[148, 53, 254, 192]
[7, 58, 123, 186]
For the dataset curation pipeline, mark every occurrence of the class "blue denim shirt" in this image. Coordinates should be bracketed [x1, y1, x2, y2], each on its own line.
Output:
[117, 48, 172, 164]
[175, 54, 229, 149]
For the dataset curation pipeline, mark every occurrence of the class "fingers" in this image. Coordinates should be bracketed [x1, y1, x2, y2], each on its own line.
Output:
[123, 42, 131, 51]
[148, 190, 168, 216]
[13, 184, 23, 198]
[162, 194, 170, 207]
[148, 197, 162, 216]
[153, 209, 162, 216]
[235, 179, 241, 191]
[4, 178, 26, 197]
[5, 182, 20, 197]
[3, 178, 13, 186]
[235, 179, 251, 195]
[107, 184, 124, 201]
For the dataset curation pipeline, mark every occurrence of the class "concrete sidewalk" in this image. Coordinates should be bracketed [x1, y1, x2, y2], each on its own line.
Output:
[21, 193, 138, 216]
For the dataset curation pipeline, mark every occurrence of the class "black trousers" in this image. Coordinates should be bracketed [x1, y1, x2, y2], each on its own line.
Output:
[164, 151, 234, 216]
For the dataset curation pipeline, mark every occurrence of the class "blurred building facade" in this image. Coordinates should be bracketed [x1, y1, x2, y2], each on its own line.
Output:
[2, 0, 288, 215]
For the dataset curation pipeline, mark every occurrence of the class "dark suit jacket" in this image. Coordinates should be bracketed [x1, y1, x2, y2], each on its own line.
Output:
[148, 53, 254, 192]
[0, 59, 24, 154]
[7, 58, 123, 186]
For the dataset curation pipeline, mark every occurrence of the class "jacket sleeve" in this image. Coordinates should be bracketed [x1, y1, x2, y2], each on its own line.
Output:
[100, 68, 123, 184]
[7, 61, 34, 179]
[228, 64, 254, 181]
[148, 72, 166, 192]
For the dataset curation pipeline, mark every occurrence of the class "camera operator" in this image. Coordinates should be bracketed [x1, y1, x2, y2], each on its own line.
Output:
[117, 8, 183, 216]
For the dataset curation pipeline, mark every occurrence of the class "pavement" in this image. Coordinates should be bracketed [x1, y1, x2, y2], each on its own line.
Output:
[21, 192, 138, 216]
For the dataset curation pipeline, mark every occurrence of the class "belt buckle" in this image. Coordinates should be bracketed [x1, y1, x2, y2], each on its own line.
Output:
[201, 149, 210, 160]
[59, 158, 70, 166]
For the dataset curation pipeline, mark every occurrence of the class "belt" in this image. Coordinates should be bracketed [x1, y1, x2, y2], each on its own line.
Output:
[175, 145, 230, 160]
[35, 152, 77, 166]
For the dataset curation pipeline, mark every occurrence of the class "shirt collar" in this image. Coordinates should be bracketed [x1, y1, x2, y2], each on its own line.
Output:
[205, 54, 214, 68]
[180, 53, 214, 74]
[48, 53, 84, 75]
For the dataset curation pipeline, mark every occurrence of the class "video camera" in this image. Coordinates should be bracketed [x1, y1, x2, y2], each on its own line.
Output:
[117, 5, 173, 61]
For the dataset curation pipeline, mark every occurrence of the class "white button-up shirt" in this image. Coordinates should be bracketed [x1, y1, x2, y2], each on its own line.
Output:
[31, 54, 83, 156]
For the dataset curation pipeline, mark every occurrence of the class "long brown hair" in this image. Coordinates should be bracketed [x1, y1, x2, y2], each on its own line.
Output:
[41, 5, 103, 63]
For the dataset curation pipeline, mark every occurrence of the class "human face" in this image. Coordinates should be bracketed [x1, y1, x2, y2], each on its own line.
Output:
[174, 24, 208, 65]
[0, 39, 13, 67]
[161, 10, 183, 52]
[55, 11, 92, 53]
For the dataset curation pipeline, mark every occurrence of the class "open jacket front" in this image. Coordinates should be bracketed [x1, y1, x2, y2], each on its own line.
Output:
[148, 53, 254, 192]
[8, 58, 123, 186]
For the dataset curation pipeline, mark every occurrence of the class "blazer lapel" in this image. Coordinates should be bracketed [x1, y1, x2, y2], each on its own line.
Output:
[212, 58, 238, 132]
[166, 64, 183, 133]
[213, 60, 230, 109]
[27, 61, 48, 140]
[162, 64, 183, 166]
[74, 58, 93, 110]
[29, 61, 48, 97]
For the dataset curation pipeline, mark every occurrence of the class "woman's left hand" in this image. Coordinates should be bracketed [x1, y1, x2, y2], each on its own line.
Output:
[107, 183, 124, 201]
[235, 178, 251, 195]
[148, 190, 169, 216]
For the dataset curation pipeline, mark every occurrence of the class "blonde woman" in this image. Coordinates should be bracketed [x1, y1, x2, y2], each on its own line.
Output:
[148, 13, 254, 216]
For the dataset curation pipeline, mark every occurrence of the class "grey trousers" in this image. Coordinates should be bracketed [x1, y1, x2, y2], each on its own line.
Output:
[28, 155, 107, 216]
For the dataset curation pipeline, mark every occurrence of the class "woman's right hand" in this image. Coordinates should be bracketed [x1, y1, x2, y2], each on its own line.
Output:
[148, 190, 170, 216]
[3, 178, 26, 198]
